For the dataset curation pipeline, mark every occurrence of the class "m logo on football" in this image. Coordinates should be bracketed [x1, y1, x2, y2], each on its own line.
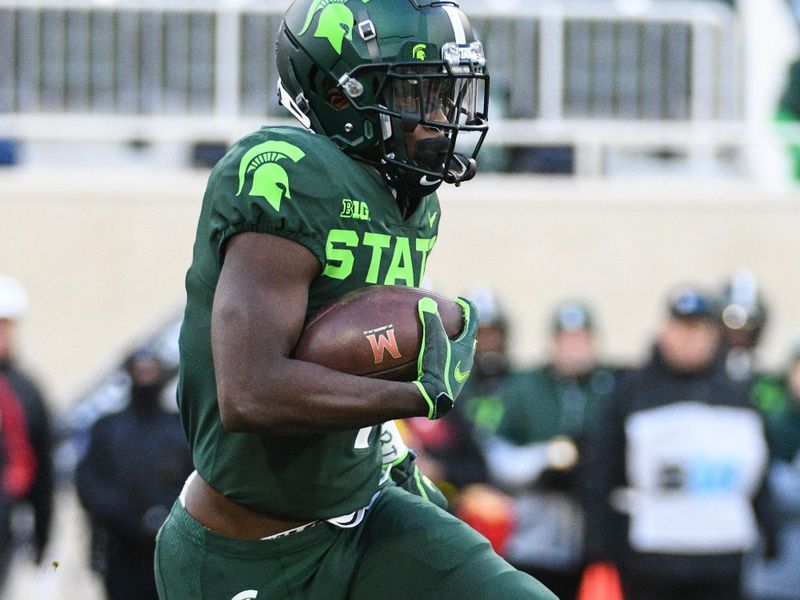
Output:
[364, 325, 402, 364]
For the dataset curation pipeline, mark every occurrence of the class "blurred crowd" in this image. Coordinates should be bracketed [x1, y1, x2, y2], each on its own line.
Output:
[0, 275, 191, 600]
[0, 269, 799, 599]
[403, 272, 800, 600]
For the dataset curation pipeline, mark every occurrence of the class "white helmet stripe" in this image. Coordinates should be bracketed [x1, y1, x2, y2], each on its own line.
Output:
[443, 6, 467, 45]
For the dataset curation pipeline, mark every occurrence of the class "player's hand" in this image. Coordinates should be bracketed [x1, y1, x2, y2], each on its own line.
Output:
[414, 296, 478, 420]
[388, 449, 449, 510]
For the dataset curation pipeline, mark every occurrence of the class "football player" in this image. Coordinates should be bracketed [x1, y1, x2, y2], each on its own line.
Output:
[154, 1, 555, 599]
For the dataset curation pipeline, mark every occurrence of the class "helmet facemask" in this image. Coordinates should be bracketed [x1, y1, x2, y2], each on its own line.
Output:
[341, 42, 489, 197]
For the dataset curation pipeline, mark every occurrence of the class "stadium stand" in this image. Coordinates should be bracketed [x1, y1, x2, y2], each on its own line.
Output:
[0, 0, 756, 175]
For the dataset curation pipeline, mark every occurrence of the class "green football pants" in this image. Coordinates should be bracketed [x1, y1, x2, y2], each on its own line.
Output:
[155, 484, 557, 600]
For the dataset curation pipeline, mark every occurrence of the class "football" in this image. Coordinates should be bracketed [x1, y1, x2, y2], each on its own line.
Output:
[293, 285, 465, 381]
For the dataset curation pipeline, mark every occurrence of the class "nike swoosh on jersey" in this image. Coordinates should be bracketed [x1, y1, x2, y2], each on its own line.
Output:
[428, 211, 438, 227]
[454, 361, 470, 383]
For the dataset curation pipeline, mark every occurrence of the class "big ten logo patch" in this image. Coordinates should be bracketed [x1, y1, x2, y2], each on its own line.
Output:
[340, 198, 370, 221]
[364, 324, 401, 364]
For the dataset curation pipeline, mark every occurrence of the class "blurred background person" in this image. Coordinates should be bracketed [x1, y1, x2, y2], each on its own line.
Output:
[581, 285, 775, 600]
[745, 335, 800, 600]
[484, 301, 617, 600]
[459, 285, 515, 439]
[75, 348, 192, 600]
[399, 405, 490, 509]
[764, 338, 800, 463]
[0, 361, 37, 593]
[718, 269, 770, 384]
[0, 275, 53, 580]
[776, 52, 800, 180]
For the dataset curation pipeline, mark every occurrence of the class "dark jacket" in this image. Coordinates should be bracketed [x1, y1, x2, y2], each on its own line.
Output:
[75, 392, 192, 556]
[0, 360, 50, 558]
[581, 346, 775, 586]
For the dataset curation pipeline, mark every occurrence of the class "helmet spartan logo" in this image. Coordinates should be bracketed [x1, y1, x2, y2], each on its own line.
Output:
[364, 325, 402, 364]
[299, 0, 372, 55]
[236, 141, 306, 212]
[412, 44, 427, 60]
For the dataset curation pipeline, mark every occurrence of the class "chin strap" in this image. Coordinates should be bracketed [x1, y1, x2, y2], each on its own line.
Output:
[375, 126, 480, 212]
[387, 154, 479, 214]
[393, 172, 442, 217]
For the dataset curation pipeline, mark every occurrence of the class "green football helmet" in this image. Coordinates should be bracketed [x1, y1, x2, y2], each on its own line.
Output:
[276, 0, 489, 199]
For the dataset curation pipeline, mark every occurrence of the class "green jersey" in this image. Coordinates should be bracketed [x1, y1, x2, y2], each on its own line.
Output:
[495, 366, 616, 445]
[177, 126, 440, 519]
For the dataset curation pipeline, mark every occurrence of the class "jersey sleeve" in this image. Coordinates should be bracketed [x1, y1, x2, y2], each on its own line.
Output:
[207, 128, 339, 266]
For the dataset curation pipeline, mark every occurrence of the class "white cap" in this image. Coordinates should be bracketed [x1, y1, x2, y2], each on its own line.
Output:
[0, 276, 28, 320]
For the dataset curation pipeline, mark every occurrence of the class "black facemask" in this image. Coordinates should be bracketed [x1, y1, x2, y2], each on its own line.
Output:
[413, 136, 477, 185]
[392, 136, 478, 213]
[413, 135, 449, 172]
[130, 382, 163, 413]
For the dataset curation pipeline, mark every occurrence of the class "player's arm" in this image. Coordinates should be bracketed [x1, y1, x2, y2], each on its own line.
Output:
[212, 231, 428, 435]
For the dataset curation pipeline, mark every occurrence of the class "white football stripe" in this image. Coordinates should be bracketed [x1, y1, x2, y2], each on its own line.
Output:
[443, 6, 467, 44]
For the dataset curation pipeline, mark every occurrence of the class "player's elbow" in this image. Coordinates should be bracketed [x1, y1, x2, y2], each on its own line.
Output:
[218, 393, 252, 432]
[217, 385, 287, 434]
[217, 386, 259, 433]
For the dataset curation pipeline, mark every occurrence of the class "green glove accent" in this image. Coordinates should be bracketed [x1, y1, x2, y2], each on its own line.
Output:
[414, 296, 479, 420]
[388, 449, 449, 510]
